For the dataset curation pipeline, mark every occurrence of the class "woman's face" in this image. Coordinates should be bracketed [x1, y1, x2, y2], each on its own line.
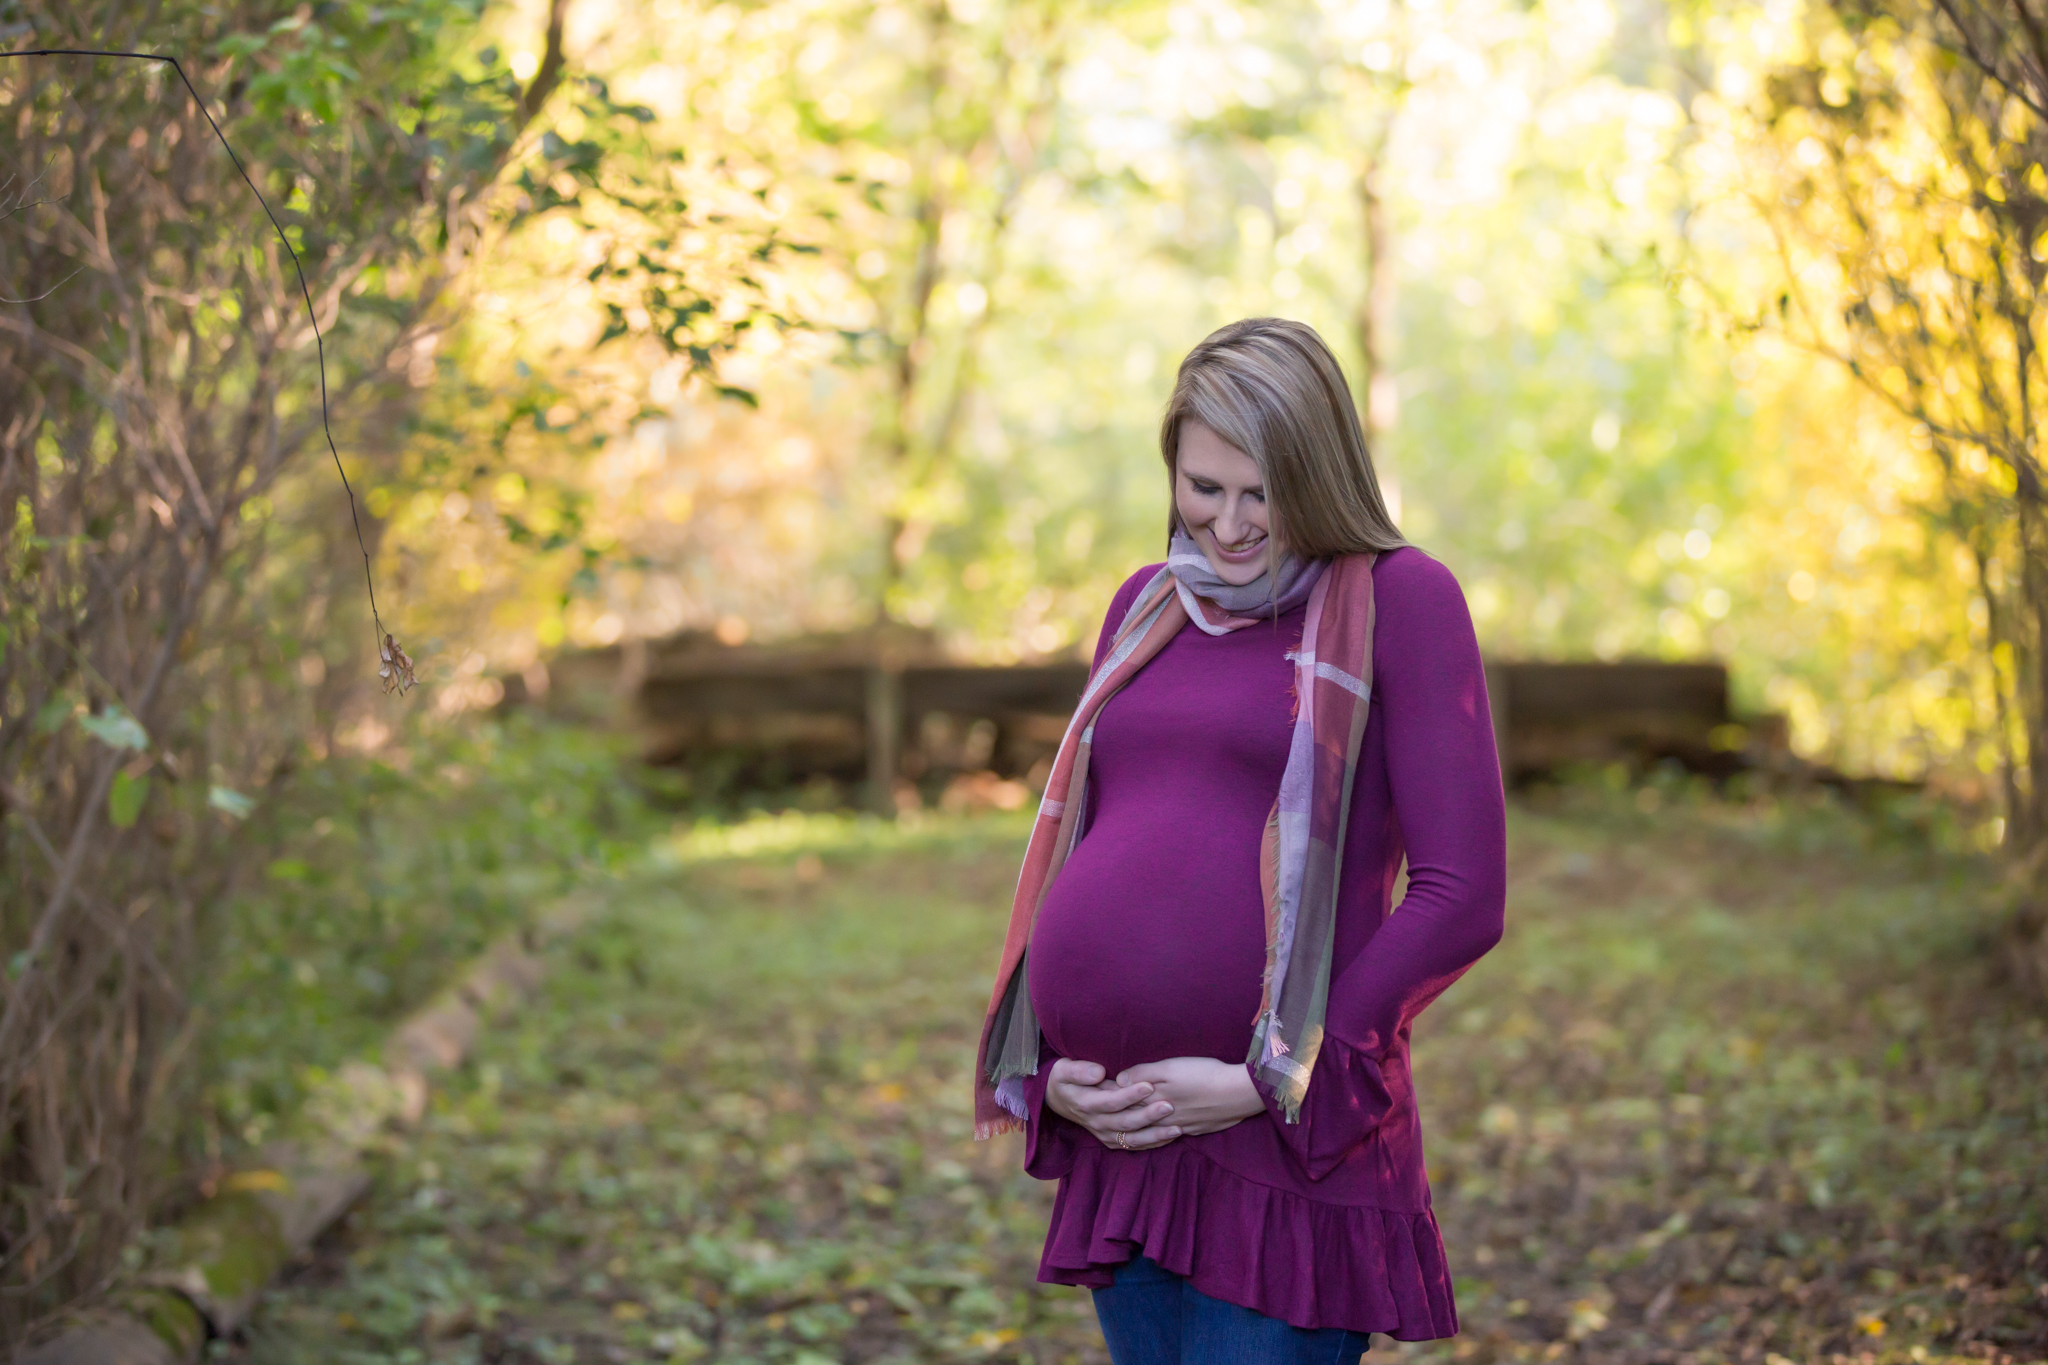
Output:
[1175, 421, 1273, 586]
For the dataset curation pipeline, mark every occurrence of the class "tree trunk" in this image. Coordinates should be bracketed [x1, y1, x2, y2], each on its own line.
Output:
[1354, 150, 1400, 521]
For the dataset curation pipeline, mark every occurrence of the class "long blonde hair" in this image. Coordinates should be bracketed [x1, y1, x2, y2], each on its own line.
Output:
[1160, 317, 1406, 558]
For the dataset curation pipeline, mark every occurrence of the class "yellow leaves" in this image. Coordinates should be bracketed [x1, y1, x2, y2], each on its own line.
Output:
[1566, 1292, 1613, 1340]
[1857, 1312, 1889, 1336]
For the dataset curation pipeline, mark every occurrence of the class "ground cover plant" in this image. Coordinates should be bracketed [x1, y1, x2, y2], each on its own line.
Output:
[224, 788, 2045, 1365]
[191, 717, 659, 1171]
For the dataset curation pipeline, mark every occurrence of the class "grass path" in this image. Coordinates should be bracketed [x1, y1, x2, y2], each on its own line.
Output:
[232, 794, 2046, 1365]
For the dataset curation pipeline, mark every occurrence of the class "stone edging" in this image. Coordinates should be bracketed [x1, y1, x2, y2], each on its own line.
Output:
[14, 896, 597, 1365]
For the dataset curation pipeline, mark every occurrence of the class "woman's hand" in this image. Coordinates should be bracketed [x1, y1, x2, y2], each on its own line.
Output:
[1115, 1057, 1263, 1136]
[1044, 1058, 1182, 1151]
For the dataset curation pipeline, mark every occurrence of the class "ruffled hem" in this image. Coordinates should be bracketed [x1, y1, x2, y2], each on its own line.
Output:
[1037, 1143, 1459, 1339]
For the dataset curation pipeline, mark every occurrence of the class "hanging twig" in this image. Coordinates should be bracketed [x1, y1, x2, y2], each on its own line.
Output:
[0, 47, 414, 692]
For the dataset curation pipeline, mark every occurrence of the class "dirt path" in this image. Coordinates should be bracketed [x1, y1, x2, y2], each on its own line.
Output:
[231, 795, 2046, 1365]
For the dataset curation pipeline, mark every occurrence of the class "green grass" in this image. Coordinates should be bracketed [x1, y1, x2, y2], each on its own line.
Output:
[227, 791, 2047, 1365]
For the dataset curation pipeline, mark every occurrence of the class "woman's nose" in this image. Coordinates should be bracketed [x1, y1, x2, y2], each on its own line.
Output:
[1213, 500, 1247, 543]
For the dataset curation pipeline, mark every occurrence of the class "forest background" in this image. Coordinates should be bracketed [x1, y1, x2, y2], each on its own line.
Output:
[2, 0, 2043, 1348]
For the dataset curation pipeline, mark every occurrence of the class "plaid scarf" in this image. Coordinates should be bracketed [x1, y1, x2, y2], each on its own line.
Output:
[976, 543, 1379, 1138]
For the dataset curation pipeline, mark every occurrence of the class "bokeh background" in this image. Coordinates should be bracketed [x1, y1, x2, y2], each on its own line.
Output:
[3, 0, 2045, 1361]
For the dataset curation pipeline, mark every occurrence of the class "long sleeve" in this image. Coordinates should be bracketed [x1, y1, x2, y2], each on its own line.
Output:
[1022, 1037, 1081, 1177]
[1325, 552, 1506, 1054]
[1254, 551, 1507, 1180]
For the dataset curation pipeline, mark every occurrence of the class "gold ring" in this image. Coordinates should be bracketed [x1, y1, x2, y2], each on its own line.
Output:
[1112, 1131, 1129, 1151]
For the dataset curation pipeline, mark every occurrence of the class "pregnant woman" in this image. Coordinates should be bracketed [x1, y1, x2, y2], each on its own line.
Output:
[975, 318, 1506, 1364]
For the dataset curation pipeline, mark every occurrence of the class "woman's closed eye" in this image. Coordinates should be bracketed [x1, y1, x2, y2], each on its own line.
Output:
[1188, 478, 1264, 502]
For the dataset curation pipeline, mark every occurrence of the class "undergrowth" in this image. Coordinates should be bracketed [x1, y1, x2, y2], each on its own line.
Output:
[226, 785, 2045, 1365]
[189, 717, 661, 1174]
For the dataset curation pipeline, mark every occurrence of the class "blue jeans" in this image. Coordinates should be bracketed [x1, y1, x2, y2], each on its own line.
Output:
[1091, 1256, 1370, 1365]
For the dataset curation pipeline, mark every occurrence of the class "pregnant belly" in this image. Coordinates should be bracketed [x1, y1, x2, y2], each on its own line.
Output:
[1027, 835, 1266, 1078]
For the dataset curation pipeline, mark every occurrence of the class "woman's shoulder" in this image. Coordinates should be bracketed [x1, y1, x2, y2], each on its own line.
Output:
[1368, 546, 1474, 634]
[1371, 544, 1460, 596]
[1106, 561, 1166, 620]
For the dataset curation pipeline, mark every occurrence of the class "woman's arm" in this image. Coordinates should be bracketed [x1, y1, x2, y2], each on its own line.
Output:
[1255, 550, 1508, 1178]
[1325, 551, 1507, 1052]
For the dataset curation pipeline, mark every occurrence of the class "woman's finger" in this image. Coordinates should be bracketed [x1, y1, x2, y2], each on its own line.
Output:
[1087, 1099, 1174, 1133]
[1051, 1058, 1107, 1086]
[1103, 1123, 1182, 1151]
[1063, 1082, 1155, 1116]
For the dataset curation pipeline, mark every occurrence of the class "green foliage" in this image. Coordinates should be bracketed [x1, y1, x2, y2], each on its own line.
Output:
[229, 796, 2043, 1365]
[192, 718, 660, 1163]
[0, 0, 597, 1324]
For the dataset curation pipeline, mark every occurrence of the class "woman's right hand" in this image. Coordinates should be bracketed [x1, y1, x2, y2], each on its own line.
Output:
[1044, 1058, 1182, 1151]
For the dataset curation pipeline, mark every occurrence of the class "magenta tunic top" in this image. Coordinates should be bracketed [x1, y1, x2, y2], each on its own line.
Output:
[1020, 547, 1507, 1338]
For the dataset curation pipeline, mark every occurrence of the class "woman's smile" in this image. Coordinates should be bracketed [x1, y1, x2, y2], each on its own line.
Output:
[1211, 529, 1267, 563]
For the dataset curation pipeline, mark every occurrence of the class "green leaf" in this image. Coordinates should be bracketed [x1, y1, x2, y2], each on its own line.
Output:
[34, 698, 75, 734]
[79, 706, 149, 751]
[108, 771, 150, 829]
[209, 786, 257, 819]
[267, 858, 312, 882]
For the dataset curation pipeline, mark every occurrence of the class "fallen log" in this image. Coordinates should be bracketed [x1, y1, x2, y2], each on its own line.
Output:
[13, 896, 597, 1364]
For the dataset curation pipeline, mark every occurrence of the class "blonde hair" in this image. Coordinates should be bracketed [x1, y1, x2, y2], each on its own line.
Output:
[1160, 317, 1406, 558]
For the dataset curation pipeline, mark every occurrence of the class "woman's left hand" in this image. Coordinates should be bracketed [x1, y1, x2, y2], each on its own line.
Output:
[1114, 1057, 1264, 1136]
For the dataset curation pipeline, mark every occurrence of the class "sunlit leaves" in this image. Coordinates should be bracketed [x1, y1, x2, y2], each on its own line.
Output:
[77, 706, 149, 751]
[208, 786, 257, 819]
[1683, 0, 2047, 792]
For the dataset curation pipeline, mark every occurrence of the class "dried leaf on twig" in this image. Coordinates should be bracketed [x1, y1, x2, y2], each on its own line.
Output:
[379, 635, 417, 695]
